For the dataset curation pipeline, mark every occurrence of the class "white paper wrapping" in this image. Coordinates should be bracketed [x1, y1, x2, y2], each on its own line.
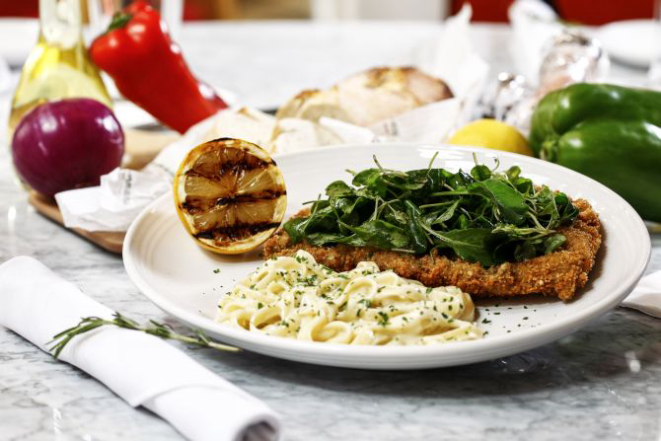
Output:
[509, 0, 561, 82]
[57, 167, 171, 232]
[416, 4, 489, 124]
[367, 98, 463, 144]
[0, 256, 282, 441]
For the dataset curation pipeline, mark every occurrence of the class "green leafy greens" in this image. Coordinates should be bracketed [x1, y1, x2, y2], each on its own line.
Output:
[284, 154, 579, 267]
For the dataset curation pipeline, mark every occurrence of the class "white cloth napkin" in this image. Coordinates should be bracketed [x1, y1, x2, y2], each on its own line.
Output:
[0, 256, 282, 441]
[621, 270, 661, 318]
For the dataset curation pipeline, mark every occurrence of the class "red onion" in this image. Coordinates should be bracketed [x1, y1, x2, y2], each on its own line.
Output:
[12, 98, 125, 197]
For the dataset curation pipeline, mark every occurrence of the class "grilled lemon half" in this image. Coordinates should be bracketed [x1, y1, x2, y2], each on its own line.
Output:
[173, 138, 287, 254]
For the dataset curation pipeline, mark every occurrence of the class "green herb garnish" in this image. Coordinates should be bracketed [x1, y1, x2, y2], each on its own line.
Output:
[283, 155, 578, 266]
[358, 298, 372, 308]
[49, 312, 238, 359]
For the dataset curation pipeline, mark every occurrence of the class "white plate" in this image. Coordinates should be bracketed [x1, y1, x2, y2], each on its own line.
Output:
[123, 144, 650, 370]
[598, 19, 661, 67]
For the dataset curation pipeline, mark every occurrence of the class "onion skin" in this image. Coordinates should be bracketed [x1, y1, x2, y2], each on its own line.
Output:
[12, 98, 125, 197]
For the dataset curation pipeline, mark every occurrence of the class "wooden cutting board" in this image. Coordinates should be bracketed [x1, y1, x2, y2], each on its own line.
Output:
[123, 128, 178, 170]
[27, 128, 178, 254]
[29, 192, 125, 254]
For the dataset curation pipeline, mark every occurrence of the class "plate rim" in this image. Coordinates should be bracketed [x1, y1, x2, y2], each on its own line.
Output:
[123, 143, 651, 367]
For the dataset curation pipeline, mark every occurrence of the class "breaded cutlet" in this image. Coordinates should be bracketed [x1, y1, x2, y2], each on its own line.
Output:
[263, 199, 601, 301]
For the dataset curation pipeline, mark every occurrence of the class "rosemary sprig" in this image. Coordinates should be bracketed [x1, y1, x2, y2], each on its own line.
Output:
[49, 312, 239, 359]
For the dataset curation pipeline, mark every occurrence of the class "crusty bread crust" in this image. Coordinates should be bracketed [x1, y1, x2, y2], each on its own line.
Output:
[263, 199, 601, 301]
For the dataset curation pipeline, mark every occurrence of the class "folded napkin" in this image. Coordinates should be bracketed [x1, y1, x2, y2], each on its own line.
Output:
[621, 270, 661, 318]
[0, 256, 281, 441]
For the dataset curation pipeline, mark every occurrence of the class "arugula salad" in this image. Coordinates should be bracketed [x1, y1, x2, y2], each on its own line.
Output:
[284, 154, 579, 267]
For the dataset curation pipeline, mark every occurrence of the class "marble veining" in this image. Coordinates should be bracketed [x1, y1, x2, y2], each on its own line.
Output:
[0, 23, 660, 441]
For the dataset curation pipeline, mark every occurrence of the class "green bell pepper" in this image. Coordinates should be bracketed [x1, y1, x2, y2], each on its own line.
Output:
[529, 83, 661, 222]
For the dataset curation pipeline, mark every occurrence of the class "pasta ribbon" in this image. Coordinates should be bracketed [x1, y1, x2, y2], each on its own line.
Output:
[216, 251, 483, 345]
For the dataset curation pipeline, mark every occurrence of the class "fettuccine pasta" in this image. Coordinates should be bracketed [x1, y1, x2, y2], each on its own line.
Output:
[215, 250, 483, 345]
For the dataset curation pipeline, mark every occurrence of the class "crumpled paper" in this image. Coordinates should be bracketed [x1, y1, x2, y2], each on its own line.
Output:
[509, 0, 562, 83]
[416, 4, 489, 124]
[55, 5, 489, 233]
[272, 97, 463, 153]
[57, 168, 171, 232]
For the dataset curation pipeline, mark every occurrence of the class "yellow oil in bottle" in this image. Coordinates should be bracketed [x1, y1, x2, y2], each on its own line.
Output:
[9, 0, 112, 135]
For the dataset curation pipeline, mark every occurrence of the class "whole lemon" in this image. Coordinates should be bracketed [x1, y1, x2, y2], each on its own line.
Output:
[448, 119, 533, 156]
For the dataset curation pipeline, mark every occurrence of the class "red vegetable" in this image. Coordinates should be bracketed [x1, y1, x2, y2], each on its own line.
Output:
[89, 1, 228, 133]
[12, 98, 125, 197]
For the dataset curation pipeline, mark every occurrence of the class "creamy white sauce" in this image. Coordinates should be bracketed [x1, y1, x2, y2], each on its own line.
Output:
[216, 250, 483, 345]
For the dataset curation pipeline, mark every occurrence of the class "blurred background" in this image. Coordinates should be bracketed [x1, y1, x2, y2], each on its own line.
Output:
[0, 0, 654, 23]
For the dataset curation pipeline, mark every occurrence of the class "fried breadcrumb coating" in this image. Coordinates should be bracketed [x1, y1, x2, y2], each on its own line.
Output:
[264, 199, 601, 301]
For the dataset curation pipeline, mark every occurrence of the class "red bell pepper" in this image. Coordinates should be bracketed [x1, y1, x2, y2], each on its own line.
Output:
[90, 1, 227, 133]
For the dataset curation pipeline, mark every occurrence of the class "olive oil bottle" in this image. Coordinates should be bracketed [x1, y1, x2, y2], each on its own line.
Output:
[9, 0, 112, 134]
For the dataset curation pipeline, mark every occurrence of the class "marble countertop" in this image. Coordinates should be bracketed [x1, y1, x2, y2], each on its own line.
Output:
[1, 22, 660, 441]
